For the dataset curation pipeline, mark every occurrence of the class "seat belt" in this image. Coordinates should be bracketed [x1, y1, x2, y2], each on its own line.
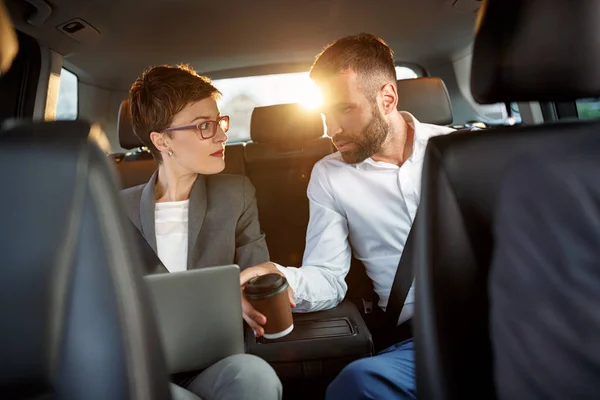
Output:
[385, 210, 419, 328]
[127, 219, 168, 275]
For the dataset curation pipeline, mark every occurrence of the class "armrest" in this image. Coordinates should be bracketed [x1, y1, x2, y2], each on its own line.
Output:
[245, 300, 374, 379]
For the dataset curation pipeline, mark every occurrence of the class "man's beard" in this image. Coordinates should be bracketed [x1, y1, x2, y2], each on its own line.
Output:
[336, 107, 390, 164]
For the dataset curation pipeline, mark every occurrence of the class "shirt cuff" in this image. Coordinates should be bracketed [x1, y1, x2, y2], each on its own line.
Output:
[273, 263, 300, 299]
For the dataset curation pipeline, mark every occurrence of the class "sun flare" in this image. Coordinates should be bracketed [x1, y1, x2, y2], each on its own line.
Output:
[298, 79, 323, 110]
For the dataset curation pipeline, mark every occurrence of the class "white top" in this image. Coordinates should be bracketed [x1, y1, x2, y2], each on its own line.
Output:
[155, 200, 189, 273]
[276, 112, 454, 325]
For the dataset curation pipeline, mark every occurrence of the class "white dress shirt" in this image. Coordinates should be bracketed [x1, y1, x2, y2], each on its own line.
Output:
[276, 112, 454, 324]
[155, 200, 189, 273]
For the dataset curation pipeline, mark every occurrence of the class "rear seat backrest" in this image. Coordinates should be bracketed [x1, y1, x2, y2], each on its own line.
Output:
[222, 143, 246, 175]
[244, 104, 333, 266]
[114, 99, 246, 189]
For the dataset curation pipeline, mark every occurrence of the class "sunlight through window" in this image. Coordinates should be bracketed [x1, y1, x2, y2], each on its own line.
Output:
[213, 66, 418, 142]
[298, 78, 323, 110]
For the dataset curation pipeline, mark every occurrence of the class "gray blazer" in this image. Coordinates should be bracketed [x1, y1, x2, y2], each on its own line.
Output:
[120, 171, 269, 271]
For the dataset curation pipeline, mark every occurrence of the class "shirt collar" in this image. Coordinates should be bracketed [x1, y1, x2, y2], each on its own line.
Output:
[354, 111, 428, 170]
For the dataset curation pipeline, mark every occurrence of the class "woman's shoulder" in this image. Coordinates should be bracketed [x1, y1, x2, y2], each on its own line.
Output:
[206, 174, 256, 203]
[206, 173, 253, 191]
[120, 183, 145, 203]
[118, 183, 146, 225]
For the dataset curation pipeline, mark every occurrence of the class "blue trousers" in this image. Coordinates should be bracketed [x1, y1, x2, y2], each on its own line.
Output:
[326, 339, 415, 400]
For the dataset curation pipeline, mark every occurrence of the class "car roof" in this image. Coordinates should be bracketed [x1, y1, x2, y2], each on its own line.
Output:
[6, 0, 478, 90]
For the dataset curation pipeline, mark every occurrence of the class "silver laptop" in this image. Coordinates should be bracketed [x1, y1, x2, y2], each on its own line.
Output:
[144, 265, 245, 374]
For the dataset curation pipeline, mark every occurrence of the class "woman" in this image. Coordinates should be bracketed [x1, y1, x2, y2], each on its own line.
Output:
[121, 64, 269, 273]
[120, 64, 281, 400]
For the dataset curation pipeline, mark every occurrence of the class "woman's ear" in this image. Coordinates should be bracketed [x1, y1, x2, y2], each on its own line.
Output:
[150, 131, 170, 153]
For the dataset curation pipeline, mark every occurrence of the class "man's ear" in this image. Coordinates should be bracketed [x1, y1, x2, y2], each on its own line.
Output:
[381, 82, 398, 115]
[150, 131, 170, 153]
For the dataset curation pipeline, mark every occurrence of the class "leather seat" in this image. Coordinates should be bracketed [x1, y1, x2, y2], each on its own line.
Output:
[115, 99, 158, 188]
[414, 1, 600, 398]
[244, 103, 333, 266]
[223, 142, 246, 175]
[0, 120, 174, 399]
[115, 99, 247, 189]
[396, 77, 453, 125]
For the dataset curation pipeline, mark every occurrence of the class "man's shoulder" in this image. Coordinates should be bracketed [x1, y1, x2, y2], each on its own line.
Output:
[313, 151, 346, 174]
[308, 152, 354, 201]
[420, 122, 456, 139]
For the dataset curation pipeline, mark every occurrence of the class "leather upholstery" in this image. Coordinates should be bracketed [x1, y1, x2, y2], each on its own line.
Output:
[397, 77, 453, 125]
[115, 99, 159, 188]
[118, 98, 144, 150]
[222, 143, 246, 175]
[115, 157, 157, 189]
[250, 103, 324, 144]
[414, 121, 600, 400]
[0, 121, 172, 399]
[416, 2, 600, 398]
[471, 0, 600, 103]
[245, 103, 332, 266]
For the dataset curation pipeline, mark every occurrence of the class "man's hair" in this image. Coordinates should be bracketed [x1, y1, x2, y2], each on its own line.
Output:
[129, 64, 221, 162]
[309, 33, 397, 98]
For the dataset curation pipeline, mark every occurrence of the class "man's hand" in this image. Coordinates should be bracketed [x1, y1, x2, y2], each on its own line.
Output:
[240, 262, 296, 337]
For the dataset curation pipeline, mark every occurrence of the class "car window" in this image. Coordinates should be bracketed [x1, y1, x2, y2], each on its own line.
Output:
[56, 68, 78, 120]
[506, 102, 522, 124]
[470, 101, 522, 126]
[213, 66, 420, 143]
[576, 98, 600, 120]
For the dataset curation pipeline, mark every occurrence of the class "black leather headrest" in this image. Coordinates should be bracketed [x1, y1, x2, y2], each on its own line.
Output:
[118, 99, 145, 150]
[471, 0, 600, 104]
[397, 77, 453, 125]
[250, 104, 324, 144]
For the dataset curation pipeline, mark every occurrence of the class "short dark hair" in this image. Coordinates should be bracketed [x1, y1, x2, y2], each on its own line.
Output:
[129, 64, 221, 163]
[309, 33, 397, 97]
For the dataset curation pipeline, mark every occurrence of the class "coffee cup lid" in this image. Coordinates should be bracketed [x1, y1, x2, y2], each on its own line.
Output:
[245, 273, 289, 300]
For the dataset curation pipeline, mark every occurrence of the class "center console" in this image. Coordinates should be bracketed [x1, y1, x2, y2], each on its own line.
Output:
[245, 300, 374, 382]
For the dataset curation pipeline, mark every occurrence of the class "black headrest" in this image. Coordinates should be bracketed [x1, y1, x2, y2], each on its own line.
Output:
[0, 121, 171, 399]
[397, 77, 453, 125]
[118, 99, 145, 150]
[250, 103, 324, 144]
[471, 0, 600, 104]
[415, 120, 600, 399]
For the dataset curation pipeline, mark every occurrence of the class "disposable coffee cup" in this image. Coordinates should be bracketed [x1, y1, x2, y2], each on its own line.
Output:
[244, 274, 294, 339]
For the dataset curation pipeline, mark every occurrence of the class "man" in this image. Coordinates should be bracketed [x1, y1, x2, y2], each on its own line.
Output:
[241, 33, 454, 399]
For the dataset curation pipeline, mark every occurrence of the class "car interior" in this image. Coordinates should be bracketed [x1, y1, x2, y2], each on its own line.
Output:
[1, 0, 600, 399]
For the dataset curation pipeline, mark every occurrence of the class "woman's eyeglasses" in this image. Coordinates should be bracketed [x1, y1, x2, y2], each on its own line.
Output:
[162, 115, 230, 139]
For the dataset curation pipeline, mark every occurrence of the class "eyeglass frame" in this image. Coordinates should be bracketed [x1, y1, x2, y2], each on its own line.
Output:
[162, 115, 230, 139]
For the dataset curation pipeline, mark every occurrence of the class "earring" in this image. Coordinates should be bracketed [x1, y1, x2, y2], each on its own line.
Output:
[167, 150, 173, 157]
